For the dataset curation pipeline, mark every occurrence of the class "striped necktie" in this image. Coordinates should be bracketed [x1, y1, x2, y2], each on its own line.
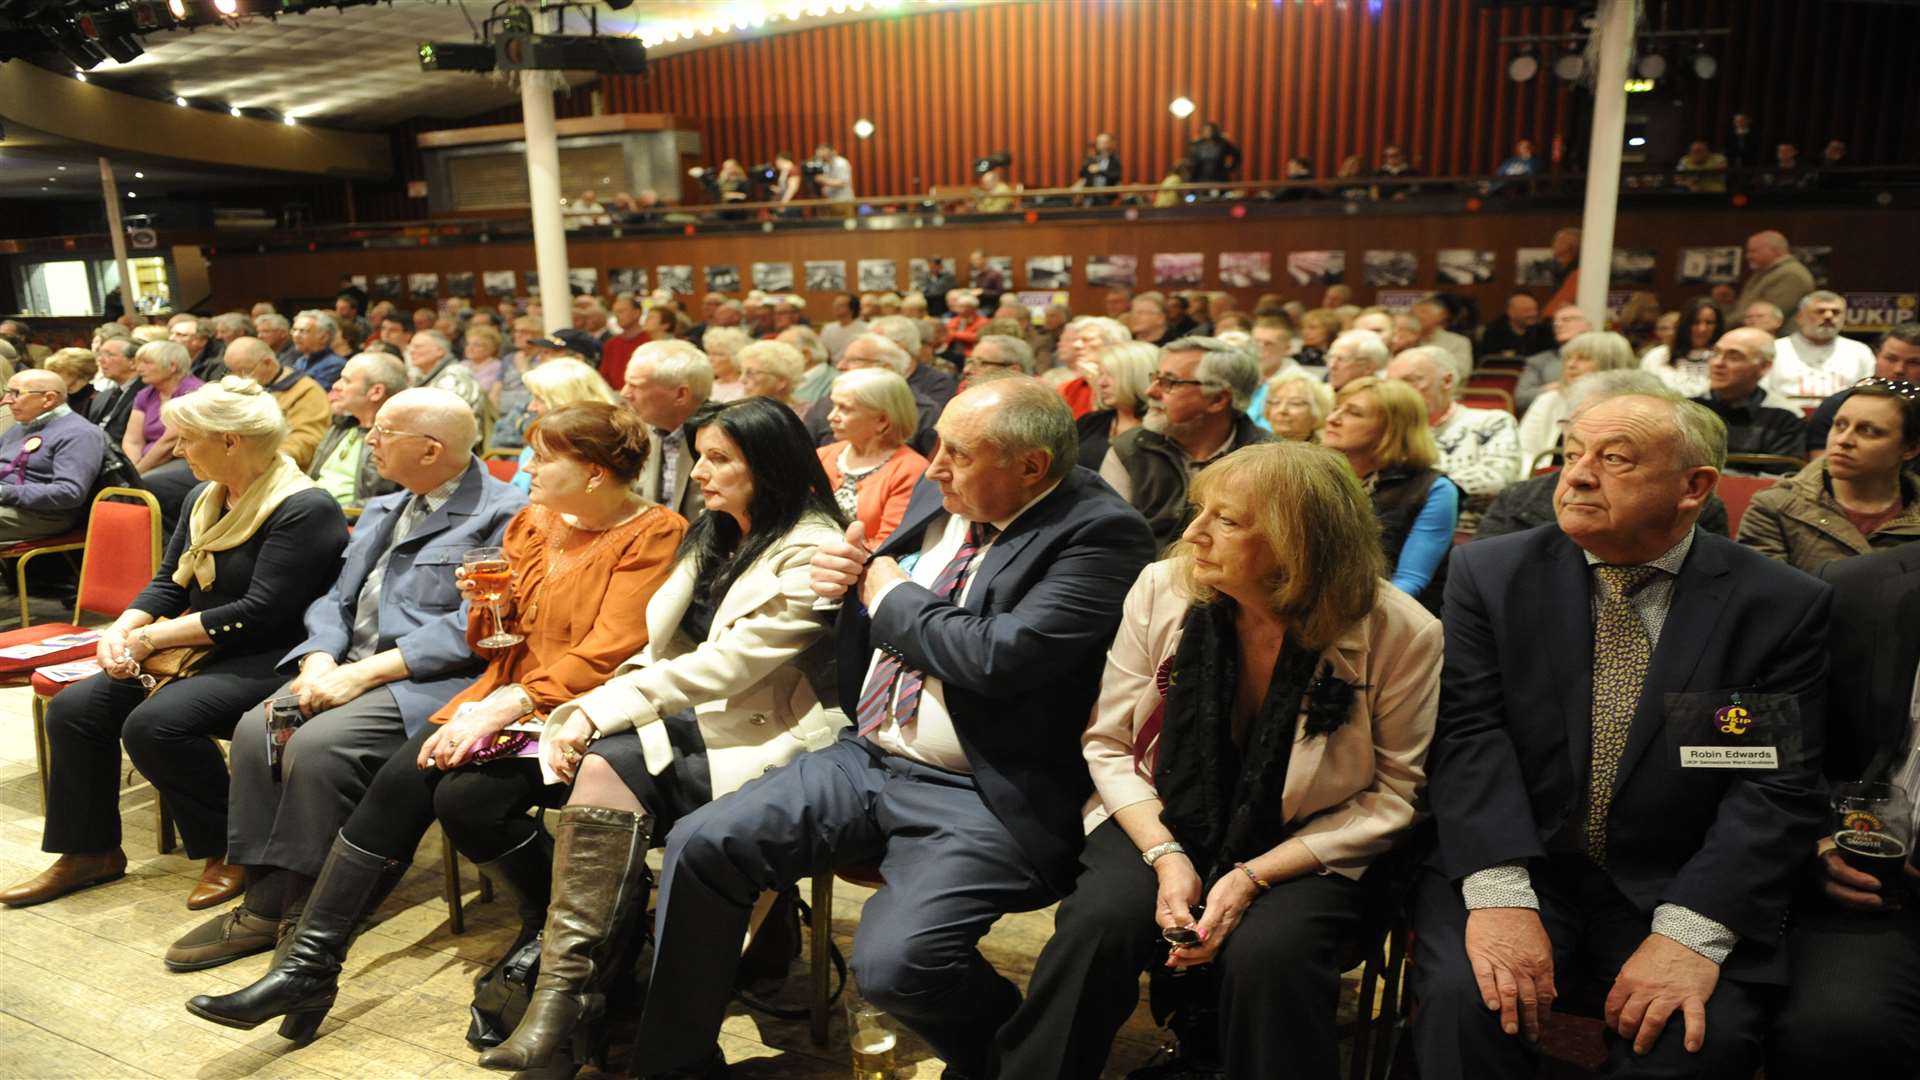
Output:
[855, 521, 998, 737]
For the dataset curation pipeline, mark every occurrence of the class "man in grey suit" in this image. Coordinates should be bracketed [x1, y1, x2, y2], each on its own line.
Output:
[164, 388, 526, 972]
[621, 339, 715, 523]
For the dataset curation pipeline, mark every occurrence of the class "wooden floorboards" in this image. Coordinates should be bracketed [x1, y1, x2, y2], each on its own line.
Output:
[0, 683, 1169, 1079]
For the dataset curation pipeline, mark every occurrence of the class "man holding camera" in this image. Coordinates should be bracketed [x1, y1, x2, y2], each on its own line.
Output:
[814, 143, 853, 211]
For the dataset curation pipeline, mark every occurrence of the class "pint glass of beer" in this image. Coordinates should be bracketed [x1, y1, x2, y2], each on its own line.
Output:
[845, 986, 899, 1079]
[1832, 781, 1913, 905]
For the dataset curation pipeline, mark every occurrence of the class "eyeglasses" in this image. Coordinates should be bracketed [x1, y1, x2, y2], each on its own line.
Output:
[967, 356, 1025, 369]
[0, 388, 57, 402]
[367, 424, 443, 445]
[1855, 376, 1920, 401]
[1149, 372, 1213, 390]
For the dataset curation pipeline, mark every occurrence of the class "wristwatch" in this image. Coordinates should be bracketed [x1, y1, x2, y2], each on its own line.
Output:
[1140, 840, 1186, 867]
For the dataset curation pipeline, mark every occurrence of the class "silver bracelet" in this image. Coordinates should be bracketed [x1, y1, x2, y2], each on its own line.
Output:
[1140, 840, 1186, 867]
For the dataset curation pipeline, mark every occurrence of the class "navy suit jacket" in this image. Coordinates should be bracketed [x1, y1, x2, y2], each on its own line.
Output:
[834, 466, 1155, 894]
[1816, 545, 1920, 783]
[282, 459, 527, 735]
[1426, 525, 1831, 979]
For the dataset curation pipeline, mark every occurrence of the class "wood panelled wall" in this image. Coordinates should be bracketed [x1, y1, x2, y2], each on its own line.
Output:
[206, 203, 1919, 324]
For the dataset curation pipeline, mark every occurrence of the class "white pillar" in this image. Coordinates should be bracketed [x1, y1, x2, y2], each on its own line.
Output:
[98, 157, 135, 320]
[521, 72, 570, 337]
[1575, 0, 1634, 322]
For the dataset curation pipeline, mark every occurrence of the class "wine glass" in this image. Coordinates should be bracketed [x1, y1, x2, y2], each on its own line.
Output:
[463, 546, 524, 648]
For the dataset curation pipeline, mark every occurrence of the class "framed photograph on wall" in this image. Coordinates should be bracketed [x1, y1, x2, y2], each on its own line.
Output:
[1218, 252, 1272, 287]
[705, 264, 742, 293]
[1608, 249, 1657, 287]
[1086, 255, 1138, 289]
[1152, 252, 1205, 287]
[1026, 256, 1072, 289]
[805, 260, 848, 292]
[445, 271, 475, 297]
[752, 262, 795, 292]
[483, 271, 516, 298]
[1363, 250, 1418, 288]
[608, 268, 649, 294]
[1515, 247, 1559, 286]
[567, 267, 600, 296]
[1677, 247, 1742, 285]
[656, 265, 694, 295]
[1285, 251, 1345, 287]
[372, 274, 402, 299]
[858, 259, 899, 292]
[1435, 249, 1496, 285]
[407, 273, 439, 299]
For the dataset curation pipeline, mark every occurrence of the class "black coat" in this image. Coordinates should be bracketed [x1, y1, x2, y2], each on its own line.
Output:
[1816, 545, 1920, 782]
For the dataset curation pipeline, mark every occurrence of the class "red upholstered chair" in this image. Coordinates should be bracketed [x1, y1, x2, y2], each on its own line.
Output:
[1715, 474, 1778, 539]
[484, 457, 520, 483]
[0, 529, 86, 629]
[0, 488, 165, 812]
[1460, 387, 1515, 414]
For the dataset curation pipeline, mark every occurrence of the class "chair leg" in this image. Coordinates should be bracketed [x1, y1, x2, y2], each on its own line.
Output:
[156, 796, 175, 855]
[442, 830, 466, 935]
[15, 554, 28, 629]
[1350, 935, 1383, 1080]
[32, 694, 49, 815]
[1370, 925, 1409, 1080]
[809, 871, 833, 1048]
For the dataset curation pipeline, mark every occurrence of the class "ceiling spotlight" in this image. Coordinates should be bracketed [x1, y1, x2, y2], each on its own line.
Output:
[74, 72, 88, 82]
[134, 171, 145, 178]
[229, 105, 243, 117]
[852, 118, 874, 139]
[1168, 96, 1196, 119]
[1627, 136, 1647, 147]
[1636, 52, 1667, 79]
[283, 114, 297, 126]
[57, 165, 66, 171]
[175, 95, 188, 106]
[127, 192, 136, 198]
[168, 0, 186, 16]
[213, 0, 237, 14]
[1507, 50, 1538, 82]
[1552, 51, 1586, 81]
[1691, 49, 1718, 79]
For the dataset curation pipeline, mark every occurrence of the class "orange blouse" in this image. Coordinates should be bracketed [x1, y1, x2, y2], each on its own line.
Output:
[432, 502, 686, 723]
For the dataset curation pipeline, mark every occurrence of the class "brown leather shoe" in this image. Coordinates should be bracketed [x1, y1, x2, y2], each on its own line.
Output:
[166, 906, 278, 972]
[188, 857, 246, 911]
[0, 850, 128, 908]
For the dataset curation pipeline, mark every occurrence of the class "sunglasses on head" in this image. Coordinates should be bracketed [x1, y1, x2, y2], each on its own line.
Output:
[1855, 376, 1920, 401]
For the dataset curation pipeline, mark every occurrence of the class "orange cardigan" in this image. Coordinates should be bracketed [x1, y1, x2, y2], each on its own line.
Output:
[435, 502, 687, 723]
[816, 442, 928, 545]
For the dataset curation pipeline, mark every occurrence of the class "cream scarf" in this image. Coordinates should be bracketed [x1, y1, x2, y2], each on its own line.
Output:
[172, 453, 318, 590]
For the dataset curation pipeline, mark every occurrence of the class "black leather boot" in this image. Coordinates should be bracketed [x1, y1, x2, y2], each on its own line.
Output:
[477, 806, 651, 1072]
[184, 834, 404, 1045]
[479, 826, 554, 942]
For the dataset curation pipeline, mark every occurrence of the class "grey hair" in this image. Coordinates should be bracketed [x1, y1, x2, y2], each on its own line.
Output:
[1797, 289, 1844, 313]
[415, 329, 453, 356]
[94, 322, 132, 343]
[1726, 326, 1777, 362]
[1165, 336, 1262, 412]
[1390, 345, 1456, 384]
[830, 368, 918, 446]
[254, 312, 290, 333]
[1066, 315, 1132, 347]
[213, 312, 254, 337]
[867, 315, 923, 357]
[633, 339, 715, 400]
[1562, 331, 1637, 373]
[974, 334, 1037, 375]
[1332, 329, 1391, 371]
[737, 340, 806, 388]
[1745, 300, 1784, 322]
[847, 333, 911, 376]
[162, 374, 290, 451]
[1566, 374, 1728, 472]
[135, 339, 194, 377]
[295, 309, 339, 336]
[348, 351, 411, 396]
[701, 326, 753, 360]
[778, 325, 828, 366]
[975, 376, 1079, 484]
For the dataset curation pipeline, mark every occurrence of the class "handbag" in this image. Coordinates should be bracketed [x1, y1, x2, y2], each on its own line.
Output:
[137, 643, 215, 696]
[467, 930, 542, 1049]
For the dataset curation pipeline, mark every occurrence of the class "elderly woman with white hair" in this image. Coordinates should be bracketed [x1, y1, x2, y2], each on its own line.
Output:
[738, 339, 809, 413]
[0, 377, 349, 911]
[816, 367, 929, 543]
[1077, 340, 1159, 469]
[1057, 315, 1134, 418]
[1517, 330, 1639, 469]
[1263, 369, 1336, 443]
[125, 339, 208, 475]
[701, 326, 752, 402]
[510, 357, 620, 493]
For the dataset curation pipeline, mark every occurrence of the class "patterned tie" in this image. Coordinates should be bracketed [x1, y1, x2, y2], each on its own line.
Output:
[1584, 564, 1663, 865]
[656, 428, 680, 505]
[855, 521, 998, 737]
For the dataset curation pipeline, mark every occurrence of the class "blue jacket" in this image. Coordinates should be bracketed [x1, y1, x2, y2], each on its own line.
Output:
[834, 466, 1155, 894]
[292, 349, 346, 392]
[0, 408, 109, 515]
[282, 459, 527, 734]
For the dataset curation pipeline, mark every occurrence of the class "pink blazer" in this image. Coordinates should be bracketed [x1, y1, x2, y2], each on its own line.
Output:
[1082, 559, 1442, 879]
[816, 442, 929, 545]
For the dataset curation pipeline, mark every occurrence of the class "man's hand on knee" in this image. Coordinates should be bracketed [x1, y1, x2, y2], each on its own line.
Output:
[1464, 906, 1557, 1042]
[1604, 933, 1719, 1055]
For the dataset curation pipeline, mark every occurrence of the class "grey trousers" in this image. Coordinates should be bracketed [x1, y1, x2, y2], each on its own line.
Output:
[0, 503, 81, 545]
[226, 681, 407, 878]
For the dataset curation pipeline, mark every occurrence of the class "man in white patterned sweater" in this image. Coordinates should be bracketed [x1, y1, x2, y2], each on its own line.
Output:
[1766, 290, 1877, 403]
[1388, 346, 1522, 531]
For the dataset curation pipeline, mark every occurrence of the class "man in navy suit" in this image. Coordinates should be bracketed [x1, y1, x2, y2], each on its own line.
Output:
[632, 378, 1155, 1078]
[163, 388, 525, 972]
[1410, 388, 1831, 1078]
[1768, 545, 1920, 1074]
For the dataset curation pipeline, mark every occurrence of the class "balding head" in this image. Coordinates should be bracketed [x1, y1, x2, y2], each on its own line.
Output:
[1745, 230, 1790, 271]
[221, 337, 279, 382]
[369, 387, 476, 492]
[1385, 347, 1457, 418]
[6, 369, 67, 424]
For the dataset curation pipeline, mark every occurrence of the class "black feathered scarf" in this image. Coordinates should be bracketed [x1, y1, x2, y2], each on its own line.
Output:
[1151, 600, 1352, 884]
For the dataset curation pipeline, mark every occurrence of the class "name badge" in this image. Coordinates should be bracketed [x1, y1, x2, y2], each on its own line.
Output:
[1680, 745, 1779, 769]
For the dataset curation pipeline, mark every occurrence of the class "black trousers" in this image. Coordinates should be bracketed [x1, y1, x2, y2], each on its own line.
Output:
[992, 817, 1362, 1080]
[636, 736, 1056, 1077]
[1768, 898, 1920, 1076]
[43, 655, 290, 859]
[583, 716, 714, 838]
[341, 725, 566, 865]
[1409, 854, 1769, 1079]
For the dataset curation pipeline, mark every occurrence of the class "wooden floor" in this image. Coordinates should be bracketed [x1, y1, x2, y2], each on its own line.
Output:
[0, 673, 1172, 1080]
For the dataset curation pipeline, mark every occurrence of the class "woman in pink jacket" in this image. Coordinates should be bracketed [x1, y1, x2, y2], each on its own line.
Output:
[814, 367, 928, 544]
[993, 441, 1442, 1080]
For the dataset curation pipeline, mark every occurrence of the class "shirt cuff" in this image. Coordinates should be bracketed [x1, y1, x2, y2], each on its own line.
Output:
[869, 577, 908, 615]
[1651, 903, 1737, 965]
[1462, 863, 1540, 910]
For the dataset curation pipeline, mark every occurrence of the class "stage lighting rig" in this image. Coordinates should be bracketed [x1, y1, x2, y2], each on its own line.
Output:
[419, 0, 646, 77]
